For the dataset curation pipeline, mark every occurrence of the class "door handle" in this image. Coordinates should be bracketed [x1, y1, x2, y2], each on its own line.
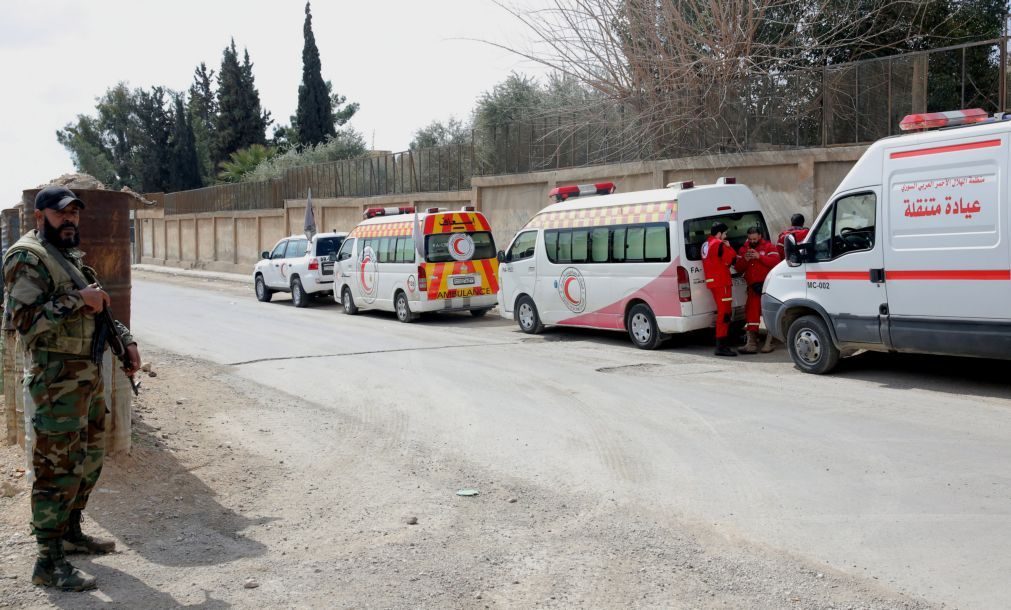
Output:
[870, 268, 885, 283]
[527, 266, 535, 271]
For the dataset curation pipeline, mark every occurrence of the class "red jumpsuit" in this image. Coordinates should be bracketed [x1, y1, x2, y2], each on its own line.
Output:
[776, 226, 810, 259]
[702, 235, 736, 339]
[735, 238, 781, 331]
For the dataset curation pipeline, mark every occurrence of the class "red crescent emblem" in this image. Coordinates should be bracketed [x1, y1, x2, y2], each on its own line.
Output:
[563, 276, 579, 304]
[360, 256, 372, 292]
[452, 239, 466, 256]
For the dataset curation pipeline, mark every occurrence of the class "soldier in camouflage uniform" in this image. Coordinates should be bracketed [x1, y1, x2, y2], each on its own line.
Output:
[2, 186, 141, 591]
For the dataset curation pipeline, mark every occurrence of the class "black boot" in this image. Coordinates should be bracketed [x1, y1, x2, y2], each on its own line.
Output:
[714, 338, 738, 357]
[63, 510, 116, 554]
[32, 539, 97, 591]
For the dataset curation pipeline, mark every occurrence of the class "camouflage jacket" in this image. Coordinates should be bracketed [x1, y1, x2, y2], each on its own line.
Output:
[2, 230, 134, 355]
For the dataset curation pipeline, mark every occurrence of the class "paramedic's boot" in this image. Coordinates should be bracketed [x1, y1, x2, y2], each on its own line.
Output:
[32, 539, 97, 591]
[63, 510, 115, 554]
[760, 332, 775, 353]
[738, 331, 759, 354]
[714, 339, 738, 357]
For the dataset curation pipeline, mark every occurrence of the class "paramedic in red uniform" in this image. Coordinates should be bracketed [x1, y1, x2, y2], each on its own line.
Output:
[776, 213, 810, 258]
[702, 222, 738, 357]
[734, 226, 781, 354]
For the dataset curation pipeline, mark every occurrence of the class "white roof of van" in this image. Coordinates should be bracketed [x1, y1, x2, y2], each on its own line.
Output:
[532, 183, 753, 216]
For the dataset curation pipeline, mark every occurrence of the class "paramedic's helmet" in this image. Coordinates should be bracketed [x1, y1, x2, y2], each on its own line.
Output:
[710, 222, 729, 236]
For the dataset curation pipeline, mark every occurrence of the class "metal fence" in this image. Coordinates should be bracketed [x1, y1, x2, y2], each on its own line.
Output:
[164, 37, 1010, 215]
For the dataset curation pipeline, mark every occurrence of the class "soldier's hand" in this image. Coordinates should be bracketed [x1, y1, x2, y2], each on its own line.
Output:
[124, 344, 142, 377]
[79, 284, 111, 314]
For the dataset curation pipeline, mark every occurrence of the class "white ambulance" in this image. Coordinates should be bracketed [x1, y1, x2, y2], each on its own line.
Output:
[497, 179, 771, 349]
[334, 206, 500, 322]
[763, 108, 1011, 373]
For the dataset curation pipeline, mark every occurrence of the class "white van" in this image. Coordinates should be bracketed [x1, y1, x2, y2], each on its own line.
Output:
[497, 179, 770, 349]
[335, 206, 500, 322]
[763, 108, 1011, 373]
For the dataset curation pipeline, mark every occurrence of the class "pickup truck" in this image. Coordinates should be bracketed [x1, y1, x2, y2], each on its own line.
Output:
[254, 232, 348, 307]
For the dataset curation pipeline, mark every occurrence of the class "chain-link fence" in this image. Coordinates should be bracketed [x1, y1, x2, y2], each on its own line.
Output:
[164, 38, 1009, 215]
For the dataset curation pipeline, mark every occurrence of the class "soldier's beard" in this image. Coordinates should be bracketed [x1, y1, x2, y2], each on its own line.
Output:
[43, 217, 80, 249]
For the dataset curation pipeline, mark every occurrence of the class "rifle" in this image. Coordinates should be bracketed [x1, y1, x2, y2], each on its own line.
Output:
[41, 240, 140, 395]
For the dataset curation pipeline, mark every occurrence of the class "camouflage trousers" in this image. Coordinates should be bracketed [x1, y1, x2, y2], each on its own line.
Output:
[26, 351, 106, 541]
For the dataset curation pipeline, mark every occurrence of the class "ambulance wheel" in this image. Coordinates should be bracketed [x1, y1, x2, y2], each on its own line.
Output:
[627, 303, 663, 350]
[341, 287, 358, 315]
[395, 291, 415, 323]
[291, 278, 309, 308]
[515, 295, 543, 334]
[787, 315, 840, 374]
[255, 275, 273, 302]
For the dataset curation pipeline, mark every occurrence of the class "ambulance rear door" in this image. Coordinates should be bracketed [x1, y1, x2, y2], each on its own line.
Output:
[882, 132, 1011, 356]
[804, 188, 887, 347]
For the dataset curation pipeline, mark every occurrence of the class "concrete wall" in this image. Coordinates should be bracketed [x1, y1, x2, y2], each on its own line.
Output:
[142, 146, 867, 274]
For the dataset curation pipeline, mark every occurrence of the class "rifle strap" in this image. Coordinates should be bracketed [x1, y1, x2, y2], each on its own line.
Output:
[39, 239, 91, 291]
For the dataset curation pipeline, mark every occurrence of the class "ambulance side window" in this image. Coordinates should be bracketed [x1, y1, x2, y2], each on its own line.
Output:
[508, 231, 537, 261]
[337, 238, 355, 261]
[811, 193, 876, 262]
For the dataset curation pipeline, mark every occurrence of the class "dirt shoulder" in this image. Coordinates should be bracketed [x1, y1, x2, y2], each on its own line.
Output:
[0, 347, 936, 609]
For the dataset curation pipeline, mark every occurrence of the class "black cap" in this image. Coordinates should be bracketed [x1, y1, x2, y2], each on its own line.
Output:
[35, 186, 85, 211]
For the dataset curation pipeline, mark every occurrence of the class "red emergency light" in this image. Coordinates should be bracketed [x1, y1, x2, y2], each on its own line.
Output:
[461, 205, 476, 211]
[899, 108, 988, 132]
[363, 206, 415, 219]
[716, 176, 736, 185]
[548, 182, 616, 202]
[666, 180, 694, 190]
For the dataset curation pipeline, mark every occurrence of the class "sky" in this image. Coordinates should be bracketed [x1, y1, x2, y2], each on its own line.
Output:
[0, 0, 549, 208]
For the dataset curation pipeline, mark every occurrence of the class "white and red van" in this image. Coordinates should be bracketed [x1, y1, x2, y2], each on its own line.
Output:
[335, 206, 499, 322]
[764, 108, 1011, 373]
[497, 179, 771, 348]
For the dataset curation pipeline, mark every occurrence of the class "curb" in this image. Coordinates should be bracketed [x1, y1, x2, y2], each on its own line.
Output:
[132, 265, 251, 285]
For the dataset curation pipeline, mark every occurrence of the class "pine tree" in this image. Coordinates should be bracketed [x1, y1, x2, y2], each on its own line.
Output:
[188, 62, 217, 183]
[296, 1, 336, 146]
[214, 40, 270, 165]
[169, 95, 202, 191]
[132, 86, 173, 192]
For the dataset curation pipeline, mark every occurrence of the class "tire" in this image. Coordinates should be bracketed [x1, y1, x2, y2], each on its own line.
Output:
[626, 303, 664, 350]
[395, 291, 415, 323]
[515, 295, 543, 334]
[255, 275, 273, 302]
[470, 308, 490, 318]
[341, 287, 358, 315]
[787, 315, 841, 374]
[291, 278, 309, 308]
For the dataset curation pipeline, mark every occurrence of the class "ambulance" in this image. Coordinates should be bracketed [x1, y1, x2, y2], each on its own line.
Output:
[763, 108, 1011, 374]
[496, 179, 770, 349]
[334, 206, 499, 321]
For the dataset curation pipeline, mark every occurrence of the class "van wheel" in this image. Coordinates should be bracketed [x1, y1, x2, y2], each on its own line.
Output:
[515, 296, 543, 334]
[395, 291, 415, 323]
[255, 275, 273, 302]
[341, 287, 358, 315]
[787, 315, 840, 374]
[291, 278, 309, 308]
[627, 303, 664, 350]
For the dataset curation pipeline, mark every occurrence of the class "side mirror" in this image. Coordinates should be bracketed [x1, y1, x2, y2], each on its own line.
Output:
[260, 251, 270, 260]
[784, 235, 811, 267]
[497, 250, 507, 263]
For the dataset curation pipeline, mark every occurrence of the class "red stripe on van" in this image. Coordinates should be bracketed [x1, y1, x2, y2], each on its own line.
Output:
[807, 271, 868, 280]
[889, 139, 1001, 159]
[886, 269, 1011, 281]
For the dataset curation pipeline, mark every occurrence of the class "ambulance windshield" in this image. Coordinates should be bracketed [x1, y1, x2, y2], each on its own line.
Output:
[683, 212, 768, 260]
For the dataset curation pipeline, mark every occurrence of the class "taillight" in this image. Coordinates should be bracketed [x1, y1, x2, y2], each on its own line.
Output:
[417, 265, 427, 291]
[677, 266, 691, 302]
[308, 258, 319, 271]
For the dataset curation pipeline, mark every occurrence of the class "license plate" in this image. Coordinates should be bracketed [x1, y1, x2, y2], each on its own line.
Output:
[322, 262, 334, 275]
[452, 276, 475, 286]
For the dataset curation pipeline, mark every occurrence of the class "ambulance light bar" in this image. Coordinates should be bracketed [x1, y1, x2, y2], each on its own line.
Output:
[461, 205, 476, 211]
[363, 206, 414, 219]
[666, 180, 695, 190]
[549, 182, 616, 202]
[716, 176, 736, 185]
[426, 207, 444, 213]
[899, 108, 988, 131]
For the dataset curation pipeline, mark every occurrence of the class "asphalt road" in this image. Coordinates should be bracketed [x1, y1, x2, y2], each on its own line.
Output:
[132, 274, 1011, 609]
